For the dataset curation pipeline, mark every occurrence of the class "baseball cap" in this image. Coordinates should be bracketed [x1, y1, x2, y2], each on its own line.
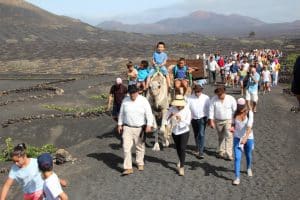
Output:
[128, 84, 138, 94]
[237, 98, 246, 105]
[38, 153, 53, 171]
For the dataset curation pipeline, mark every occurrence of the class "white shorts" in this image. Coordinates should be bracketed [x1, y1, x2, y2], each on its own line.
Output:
[246, 90, 258, 102]
[230, 73, 237, 80]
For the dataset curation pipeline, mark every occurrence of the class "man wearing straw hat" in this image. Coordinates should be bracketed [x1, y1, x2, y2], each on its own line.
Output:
[166, 95, 191, 176]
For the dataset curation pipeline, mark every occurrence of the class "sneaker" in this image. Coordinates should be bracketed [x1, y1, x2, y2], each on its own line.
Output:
[137, 165, 144, 171]
[179, 167, 185, 176]
[196, 152, 204, 159]
[216, 152, 225, 159]
[122, 169, 133, 176]
[192, 150, 199, 156]
[232, 178, 240, 185]
[224, 155, 233, 161]
[247, 168, 253, 177]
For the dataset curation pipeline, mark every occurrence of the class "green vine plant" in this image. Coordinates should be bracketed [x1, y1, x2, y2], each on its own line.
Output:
[89, 93, 109, 100]
[285, 53, 299, 72]
[0, 138, 56, 161]
[43, 104, 107, 113]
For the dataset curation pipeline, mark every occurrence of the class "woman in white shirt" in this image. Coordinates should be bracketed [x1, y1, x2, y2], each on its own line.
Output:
[166, 95, 191, 176]
[261, 66, 271, 94]
[232, 98, 255, 185]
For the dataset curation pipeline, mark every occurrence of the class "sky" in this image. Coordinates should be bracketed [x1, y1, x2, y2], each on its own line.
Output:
[26, 0, 300, 25]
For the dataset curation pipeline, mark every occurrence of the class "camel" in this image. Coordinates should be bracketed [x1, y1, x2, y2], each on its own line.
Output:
[147, 71, 171, 151]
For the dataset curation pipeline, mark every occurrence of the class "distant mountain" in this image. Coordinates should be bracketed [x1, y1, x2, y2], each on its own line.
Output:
[0, 0, 161, 62]
[0, 0, 151, 44]
[0, 0, 101, 42]
[0, 0, 80, 25]
[97, 10, 300, 37]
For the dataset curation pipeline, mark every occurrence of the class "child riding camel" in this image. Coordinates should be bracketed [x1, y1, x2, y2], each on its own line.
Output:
[146, 42, 171, 91]
[136, 60, 149, 93]
[127, 61, 138, 85]
[172, 58, 193, 95]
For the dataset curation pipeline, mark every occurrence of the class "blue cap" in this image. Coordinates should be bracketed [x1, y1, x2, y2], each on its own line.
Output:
[38, 153, 53, 171]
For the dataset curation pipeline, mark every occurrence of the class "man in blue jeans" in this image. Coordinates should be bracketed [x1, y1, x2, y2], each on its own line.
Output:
[187, 85, 210, 159]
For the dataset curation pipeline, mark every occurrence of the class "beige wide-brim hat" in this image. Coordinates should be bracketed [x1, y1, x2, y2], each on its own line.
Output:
[171, 95, 186, 107]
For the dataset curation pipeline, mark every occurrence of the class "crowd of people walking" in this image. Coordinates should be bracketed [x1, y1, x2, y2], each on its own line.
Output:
[105, 44, 287, 186]
[2, 45, 297, 199]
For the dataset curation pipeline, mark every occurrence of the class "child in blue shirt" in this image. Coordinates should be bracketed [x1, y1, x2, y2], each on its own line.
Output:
[136, 60, 149, 92]
[147, 41, 171, 90]
[172, 58, 193, 95]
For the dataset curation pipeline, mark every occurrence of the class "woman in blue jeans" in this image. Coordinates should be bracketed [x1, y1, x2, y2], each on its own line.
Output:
[232, 98, 254, 185]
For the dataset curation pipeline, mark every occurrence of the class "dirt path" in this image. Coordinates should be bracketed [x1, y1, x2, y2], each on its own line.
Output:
[0, 78, 299, 200]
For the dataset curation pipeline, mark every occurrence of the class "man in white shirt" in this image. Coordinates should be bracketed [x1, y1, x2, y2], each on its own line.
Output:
[242, 57, 250, 72]
[208, 86, 237, 160]
[187, 85, 210, 159]
[118, 85, 154, 175]
[208, 56, 219, 84]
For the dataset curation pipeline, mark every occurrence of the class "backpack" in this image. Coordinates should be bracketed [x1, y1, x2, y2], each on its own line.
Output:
[173, 65, 186, 76]
[243, 74, 249, 88]
[173, 65, 193, 86]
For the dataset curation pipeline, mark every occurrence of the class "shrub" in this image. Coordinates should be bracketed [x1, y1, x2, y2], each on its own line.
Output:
[285, 53, 299, 71]
[0, 138, 56, 161]
[89, 93, 109, 100]
[75, 38, 88, 43]
[240, 39, 251, 44]
[43, 104, 107, 113]
[285, 45, 295, 49]
[272, 39, 284, 45]
[5, 39, 18, 44]
[85, 26, 96, 32]
[253, 40, 266, 45]
[176, 42, 196, 48]
[23, 37, 35, 42]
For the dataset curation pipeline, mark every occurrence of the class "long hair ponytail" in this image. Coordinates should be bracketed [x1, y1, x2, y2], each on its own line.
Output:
[11, 143, 27, 157]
